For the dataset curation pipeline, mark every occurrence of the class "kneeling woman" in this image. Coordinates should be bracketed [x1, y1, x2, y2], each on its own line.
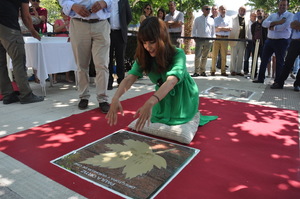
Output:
[106, 17, 216, 133]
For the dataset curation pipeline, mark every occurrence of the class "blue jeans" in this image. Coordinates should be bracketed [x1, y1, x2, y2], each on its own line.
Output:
[293, 55, 300, 74]
[257, 39, 289, 82]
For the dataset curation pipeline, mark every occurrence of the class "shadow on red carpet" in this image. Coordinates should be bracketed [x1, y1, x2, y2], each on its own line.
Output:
[0, 93, 299, 199]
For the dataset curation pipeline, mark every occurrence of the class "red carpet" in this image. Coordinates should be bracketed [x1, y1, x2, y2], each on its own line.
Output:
[0, 93, 299, 199]
[0, 82, 19, 100]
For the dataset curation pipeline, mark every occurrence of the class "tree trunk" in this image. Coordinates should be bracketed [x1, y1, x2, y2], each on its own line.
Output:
[183, 10, 194, 55]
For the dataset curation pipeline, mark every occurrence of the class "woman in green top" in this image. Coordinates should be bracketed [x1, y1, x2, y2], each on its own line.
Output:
[106, 17, 216, 131]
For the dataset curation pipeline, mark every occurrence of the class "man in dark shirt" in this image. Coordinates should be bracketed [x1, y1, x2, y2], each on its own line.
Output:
[0, 0, 44, 104]
[108, 0, 132, 90]
[251, 9, 268, 77]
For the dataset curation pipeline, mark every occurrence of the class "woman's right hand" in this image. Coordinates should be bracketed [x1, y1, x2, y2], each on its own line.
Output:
[106, 98, 124, 126]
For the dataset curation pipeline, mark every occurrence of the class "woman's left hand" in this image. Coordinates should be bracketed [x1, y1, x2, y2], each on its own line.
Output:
[106, 98, 124, 126]
[133, 102, 153, 132]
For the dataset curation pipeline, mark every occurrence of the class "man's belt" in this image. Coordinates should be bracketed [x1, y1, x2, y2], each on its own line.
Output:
[267, 38, 287, 40]
[73, 18, 104, 23]
[216, 35, 228, 38]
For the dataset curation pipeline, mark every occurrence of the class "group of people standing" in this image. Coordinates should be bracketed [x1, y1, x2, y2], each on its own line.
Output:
[190, 0, 300, 92]
[139, 1, 183, 48]
[4, 0, 299, 134]
[0, 0, 217, 134]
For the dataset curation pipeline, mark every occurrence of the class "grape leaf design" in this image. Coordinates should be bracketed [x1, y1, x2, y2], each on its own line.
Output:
[80, 139, 167, 179]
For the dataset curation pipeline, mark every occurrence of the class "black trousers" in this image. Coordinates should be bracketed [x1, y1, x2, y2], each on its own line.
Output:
[276, 39, 300, 87]
[108, 30, 126, 86]
[243, 41, 255, 73]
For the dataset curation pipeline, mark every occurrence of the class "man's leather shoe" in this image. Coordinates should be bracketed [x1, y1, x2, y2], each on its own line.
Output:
[294, 86, 300, 91]
[252, 80, 264, 83]
[211, 72, 215, 76]
[107, 85, 113, 90]
[270, 83, 283, 89]
[200, 72, 207, 77]
[237, 73, 244, 76]
[78, 99, 88, 110]
[3, 91, 20, 104]
[231, 72, 236, 76]
[191, 73, 200, 77]
[20, 93, 44, 104]
[99, 102, 110, 113]
[221, 73, 228, 76]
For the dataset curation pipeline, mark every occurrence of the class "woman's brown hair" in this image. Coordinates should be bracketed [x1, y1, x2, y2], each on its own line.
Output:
[135, 17, 176, 74]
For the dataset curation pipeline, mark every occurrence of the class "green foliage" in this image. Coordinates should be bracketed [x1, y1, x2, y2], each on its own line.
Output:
[246, 0, 299, 14]
[40, 0, 61, 25]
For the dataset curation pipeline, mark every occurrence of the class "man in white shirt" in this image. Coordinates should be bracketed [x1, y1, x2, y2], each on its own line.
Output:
[271, 11, 300, 91]
[210, 5, 232, 76]
[59, 0, 112, 113]
[243, 11, 257, 75]
[165, 1, 184, 47]
[191, 5, 215, 77]
[253, 0, 293, 83]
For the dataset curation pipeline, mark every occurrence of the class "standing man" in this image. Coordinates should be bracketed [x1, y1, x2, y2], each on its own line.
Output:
[0, 0, 44, 104]
[191, 5, 215, 77]
[210, 5, 218, 19]
[210, 5, 232, 76]
[210, 5, 222, 69]
[253, 0, 293, 83]
[243, 11, 257, 76]
[59, 0, 111, 113]
[251, 9, 268, 78]
[165, 1, 184, 47]
[229, 6, 248, 76]
[107, 0, 132, 90]
[30, 0, 47, 33]
[271, 11, 300, 91]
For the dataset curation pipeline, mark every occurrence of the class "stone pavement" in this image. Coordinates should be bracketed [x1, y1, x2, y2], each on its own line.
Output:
[0, 54, 299, 198]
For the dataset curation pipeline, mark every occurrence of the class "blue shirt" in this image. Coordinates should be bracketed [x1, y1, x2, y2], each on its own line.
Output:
[262, 10, 294, 39]
[214, 15, 232, 36]
[59, 0, 111, 20]
[291, 12, 300, 39]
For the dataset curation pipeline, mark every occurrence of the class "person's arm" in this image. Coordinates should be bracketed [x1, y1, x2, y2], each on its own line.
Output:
[38, 8, 47, 22]
[168, 20, 183, 28]
[140, 15, 146, 24]
[125, 0, 132, 25]
[191, 18, 197, 37]
[167, 12, 184, 29]
[133, 75, 179, 131]
[91, 0, 107, 13]
[269, 18, 286, 27]
[291, 20, 300, 31]
[53, 20, 69, 33]
[106, 74, 138, 126]
[216, 26, 231, 32]
[21, 3, 41, 40]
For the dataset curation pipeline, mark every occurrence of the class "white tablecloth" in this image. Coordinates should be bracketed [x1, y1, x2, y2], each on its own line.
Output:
[23, 37, 77, 86]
